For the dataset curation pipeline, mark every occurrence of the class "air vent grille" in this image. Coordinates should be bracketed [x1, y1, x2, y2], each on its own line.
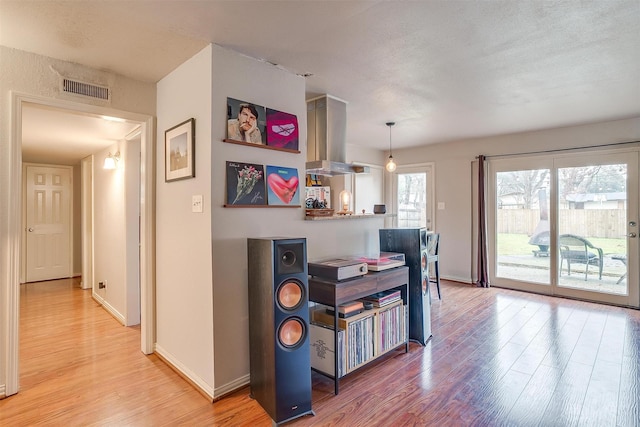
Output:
[62, 79, 110, 101]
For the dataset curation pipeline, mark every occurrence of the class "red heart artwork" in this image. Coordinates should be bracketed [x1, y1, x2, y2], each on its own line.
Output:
[267, 173, 299, 204]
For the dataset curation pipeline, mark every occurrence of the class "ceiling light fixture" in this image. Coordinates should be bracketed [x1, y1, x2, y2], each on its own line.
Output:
[385, 122, 397, 172]
[103, 151, 120, 170]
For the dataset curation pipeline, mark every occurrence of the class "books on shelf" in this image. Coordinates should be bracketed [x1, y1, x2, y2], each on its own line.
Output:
[359, 289, 401, 307]
[325, 300, 364, 318]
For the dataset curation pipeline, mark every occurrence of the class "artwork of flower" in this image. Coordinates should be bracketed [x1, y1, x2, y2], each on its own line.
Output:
[226, 161, 266, 205]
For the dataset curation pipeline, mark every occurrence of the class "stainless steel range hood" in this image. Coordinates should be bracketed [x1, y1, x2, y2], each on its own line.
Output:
[306, 95, 369, 176]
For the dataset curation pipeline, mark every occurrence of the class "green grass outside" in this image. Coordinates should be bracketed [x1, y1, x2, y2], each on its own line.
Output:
[497, 233, 626, 256]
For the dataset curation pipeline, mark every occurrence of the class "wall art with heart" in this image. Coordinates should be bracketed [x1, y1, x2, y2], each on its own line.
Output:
[265, 165, 300, 206]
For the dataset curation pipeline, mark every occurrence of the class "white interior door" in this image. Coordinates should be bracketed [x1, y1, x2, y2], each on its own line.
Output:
[25, 164, 72, 282]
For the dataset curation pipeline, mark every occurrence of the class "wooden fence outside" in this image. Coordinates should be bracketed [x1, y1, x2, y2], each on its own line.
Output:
[498, 209, 626, 238]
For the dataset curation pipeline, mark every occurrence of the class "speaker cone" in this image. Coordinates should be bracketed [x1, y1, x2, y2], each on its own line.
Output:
[281, 250, 296, 266]
[277, 280, 304, 311]
[278, 317, 305, 349]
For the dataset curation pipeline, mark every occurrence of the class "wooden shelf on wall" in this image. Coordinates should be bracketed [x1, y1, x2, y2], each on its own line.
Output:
[223, 204, 300, 208]
[304, 214, 389, 221]
[223, 139, 300, 154]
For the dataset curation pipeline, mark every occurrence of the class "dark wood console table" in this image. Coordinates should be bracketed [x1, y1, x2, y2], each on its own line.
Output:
[308, 266, 410, 394]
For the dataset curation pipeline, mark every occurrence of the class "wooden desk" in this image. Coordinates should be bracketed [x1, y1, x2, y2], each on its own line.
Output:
[308, 266, 409, 394]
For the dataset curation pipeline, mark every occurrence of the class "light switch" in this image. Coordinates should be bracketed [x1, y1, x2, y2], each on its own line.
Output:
[192, 195, 203, 213]
[437, 202, 445, 210]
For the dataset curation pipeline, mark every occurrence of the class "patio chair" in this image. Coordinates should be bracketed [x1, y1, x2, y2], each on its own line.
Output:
[558, 234, 603, 281]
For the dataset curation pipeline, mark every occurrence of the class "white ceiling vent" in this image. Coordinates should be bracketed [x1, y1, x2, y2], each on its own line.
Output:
[61, 78, 110, 101]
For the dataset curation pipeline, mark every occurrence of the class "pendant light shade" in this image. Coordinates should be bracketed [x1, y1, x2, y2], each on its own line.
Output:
[385, 122, 397, 172]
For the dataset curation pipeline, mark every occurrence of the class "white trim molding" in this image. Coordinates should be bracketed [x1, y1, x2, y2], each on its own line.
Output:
[154, 344, 214, 401]
[4, 92, 155, 397]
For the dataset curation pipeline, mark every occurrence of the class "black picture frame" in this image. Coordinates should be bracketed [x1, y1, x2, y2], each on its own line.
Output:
[165, 118, 195, 182]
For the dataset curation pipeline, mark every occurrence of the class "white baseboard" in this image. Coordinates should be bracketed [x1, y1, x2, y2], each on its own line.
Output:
[0, 383, 5, 398]
[442, 275, 473, 285]
[92, 292, 125, 325]
[213, 374, 250, 400]
[154, 344, 214, 400]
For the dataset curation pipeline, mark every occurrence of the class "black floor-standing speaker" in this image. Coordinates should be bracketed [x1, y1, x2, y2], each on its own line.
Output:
[379, 228, 432, 345]
[247, 237, 314, 425]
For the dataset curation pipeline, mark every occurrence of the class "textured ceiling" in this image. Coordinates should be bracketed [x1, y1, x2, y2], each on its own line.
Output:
[21, 103, 139, 165]
[2, 0, 639, 160]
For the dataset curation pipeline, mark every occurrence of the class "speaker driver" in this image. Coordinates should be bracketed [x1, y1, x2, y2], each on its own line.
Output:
[421, 253, 427, 271]
[277, 280, 304, 311]
[422, 277, 428, 295]
[281, 250, 296, 266]
[278, 317, 306, 349]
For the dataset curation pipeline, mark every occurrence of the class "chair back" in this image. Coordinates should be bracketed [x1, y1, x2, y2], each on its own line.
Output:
[426, 232, 440, 258]
[559, 233, 597, 250]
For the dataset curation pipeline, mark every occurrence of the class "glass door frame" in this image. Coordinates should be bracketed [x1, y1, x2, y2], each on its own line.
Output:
[487, 149, 639, 308]
[391, 163, 435, 231]
[488, 155, 554, 294]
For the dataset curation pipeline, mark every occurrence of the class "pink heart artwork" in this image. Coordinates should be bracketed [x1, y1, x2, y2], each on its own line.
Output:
[267, 173, 299, 204]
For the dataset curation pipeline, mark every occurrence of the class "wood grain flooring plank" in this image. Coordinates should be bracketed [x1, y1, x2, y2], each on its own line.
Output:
[2, 279, 638, 426]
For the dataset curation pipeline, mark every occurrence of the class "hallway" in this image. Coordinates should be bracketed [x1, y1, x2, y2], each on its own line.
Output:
[1, 278, 214, 424]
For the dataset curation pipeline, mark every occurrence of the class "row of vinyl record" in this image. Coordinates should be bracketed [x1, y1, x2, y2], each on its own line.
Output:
[378, 303, 407, 353]
[309, 300, 407, 378]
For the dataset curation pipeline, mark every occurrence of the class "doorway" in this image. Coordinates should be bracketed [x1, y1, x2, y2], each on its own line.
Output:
[488, 149, 639, 308]
[4, 93, 155, 396]
[392, 163, 435, 230]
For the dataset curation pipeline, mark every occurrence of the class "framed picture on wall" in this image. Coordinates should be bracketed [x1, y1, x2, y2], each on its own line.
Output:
[226, 161, 267, 206]
[165, 118, 195, 182]
[265, 108, 299, 150]
[226, 98, 266, 145]
[266, 165, 300, 206]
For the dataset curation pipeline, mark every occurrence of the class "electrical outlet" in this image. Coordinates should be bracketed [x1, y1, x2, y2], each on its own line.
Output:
[98, 280, 107, 289]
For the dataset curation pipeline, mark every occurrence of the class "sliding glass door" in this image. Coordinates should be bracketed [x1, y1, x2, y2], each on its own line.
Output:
[489, 150, 639, 308]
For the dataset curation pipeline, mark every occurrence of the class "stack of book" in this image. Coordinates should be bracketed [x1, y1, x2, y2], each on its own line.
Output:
[359, 290, 401, 307]
[325, 300, 364, 318]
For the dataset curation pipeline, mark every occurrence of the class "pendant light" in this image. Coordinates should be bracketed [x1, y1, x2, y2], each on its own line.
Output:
[385, 122, 397, 172]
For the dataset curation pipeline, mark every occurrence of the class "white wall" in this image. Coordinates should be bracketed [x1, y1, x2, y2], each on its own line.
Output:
[0, 46, 155, 395]
[93, 143, 126, 323]
[91, 140, 141, 326]
[155, 46, 215, 395]
[391, 117, 640, 283]
[209, 45, 387, 394]
[125, 139, 141, 325]
[153, 44, 388, 398]
[73, 164, 82, 276]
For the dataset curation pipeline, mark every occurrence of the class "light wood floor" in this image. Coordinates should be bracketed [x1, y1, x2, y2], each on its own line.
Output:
[1, 278, 639, 426]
